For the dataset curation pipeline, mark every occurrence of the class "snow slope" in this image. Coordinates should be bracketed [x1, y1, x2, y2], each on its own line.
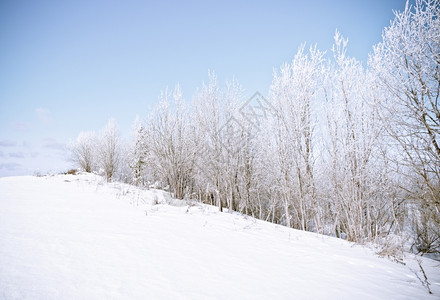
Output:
[0, 174, 439, 299]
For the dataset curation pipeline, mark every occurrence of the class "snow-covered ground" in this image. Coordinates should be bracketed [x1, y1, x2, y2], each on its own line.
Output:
[0, 174, 438, 299]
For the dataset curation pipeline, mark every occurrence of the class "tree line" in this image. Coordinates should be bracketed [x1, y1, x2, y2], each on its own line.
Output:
[69, 0, 439, 255]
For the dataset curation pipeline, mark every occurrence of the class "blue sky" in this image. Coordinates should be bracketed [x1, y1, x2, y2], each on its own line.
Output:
[0, 0, 410, 176]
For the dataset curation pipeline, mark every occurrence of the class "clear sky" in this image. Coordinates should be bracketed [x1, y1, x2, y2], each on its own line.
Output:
[0, 0, 410, 177]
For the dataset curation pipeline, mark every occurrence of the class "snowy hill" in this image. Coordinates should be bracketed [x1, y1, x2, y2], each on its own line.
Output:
[0, 174, 439, 299]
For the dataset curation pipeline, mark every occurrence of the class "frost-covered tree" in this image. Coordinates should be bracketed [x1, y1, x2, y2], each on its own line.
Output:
[69, 131, 97, 173]
[146, 85, 197, 199]
[370, 0, 440, 253]
[269, 45, 324, 230]
[321, 32, 401, 243]
[192, 72, 249, 212]
[128, 117, 149, 186]
[220, 78, 247, 213]
[192, 72, 229, 210]
[98, 119, 121, 181]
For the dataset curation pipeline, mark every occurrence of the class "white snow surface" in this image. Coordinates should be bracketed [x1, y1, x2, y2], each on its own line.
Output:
[0, 173, 439, 300]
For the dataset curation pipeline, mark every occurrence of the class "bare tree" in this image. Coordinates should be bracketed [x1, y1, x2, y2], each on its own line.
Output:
[321, 32, 397, 243]
[98, 119, 121, 181]
[69, 131, 97, 173]
[370, 0, 440, 253]
[128, 117, 149, 186]
[192, 72, 233, 211]
[270, 45, 324, 230]
[146, 85, 196, 199]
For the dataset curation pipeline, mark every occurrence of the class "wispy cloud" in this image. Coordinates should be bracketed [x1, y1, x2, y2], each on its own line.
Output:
[0, 140, 17, 147]
[12, 122, 30, 131]
[0, 162, 21, 171]
[0, 151, 4, 157]
[43, 138, 66, 151]
[21, 141, 31, 148]
[9, 152, 25, 158]
[36, 108, 51, 124]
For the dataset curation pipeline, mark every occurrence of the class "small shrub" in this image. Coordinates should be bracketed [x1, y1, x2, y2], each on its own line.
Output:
[65, 169, 78, 175]
[376, 235, 405, 264]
